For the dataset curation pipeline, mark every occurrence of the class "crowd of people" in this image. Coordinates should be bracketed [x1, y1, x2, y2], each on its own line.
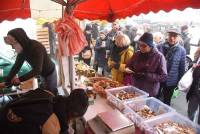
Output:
[0, 22, 199, 133]
[79, 22, 200, 124]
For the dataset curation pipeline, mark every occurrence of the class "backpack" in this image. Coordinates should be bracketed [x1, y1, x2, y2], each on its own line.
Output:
[0, 88, 54, 134]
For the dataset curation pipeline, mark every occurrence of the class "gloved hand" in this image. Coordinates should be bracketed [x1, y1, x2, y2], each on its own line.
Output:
[125, 68, 134, 74]
[134, 72, 146, 79]
[0, 82, 5, 89]
[11, 77, 21, 86]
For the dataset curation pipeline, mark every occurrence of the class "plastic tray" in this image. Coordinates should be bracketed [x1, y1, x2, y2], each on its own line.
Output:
[144, 112, 200, 134]
[124, 97, 175, 129]
[106, 86, 149, 110]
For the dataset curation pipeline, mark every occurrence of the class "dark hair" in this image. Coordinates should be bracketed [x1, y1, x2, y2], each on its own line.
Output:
[7, 28, 30, 50]
[85, 24, 92, 31]
[67, 89, 89, 117]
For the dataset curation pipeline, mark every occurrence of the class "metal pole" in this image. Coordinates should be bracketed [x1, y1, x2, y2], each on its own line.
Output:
[69, 56, 75, 90]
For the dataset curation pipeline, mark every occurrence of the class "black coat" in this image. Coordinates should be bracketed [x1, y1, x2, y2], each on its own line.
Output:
[0, 88, 54, 134]
[94, 38, 109, 67]
[181, 33, 191, 55]
[186, 66, 200, 101]
[5, 28, 55, 85]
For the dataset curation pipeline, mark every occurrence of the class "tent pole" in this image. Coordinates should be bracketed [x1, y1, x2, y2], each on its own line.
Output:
[69, 56, 75, 90]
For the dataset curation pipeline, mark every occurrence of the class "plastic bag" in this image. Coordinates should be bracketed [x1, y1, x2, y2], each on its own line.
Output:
[178, 68, 193, 93]
[172, 88, 180, 99]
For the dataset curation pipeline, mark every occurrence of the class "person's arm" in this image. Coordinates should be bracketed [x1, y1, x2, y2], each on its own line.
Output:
[5, 54, 25, 85]
[125, 52, 135, 70]
[178, 49, 186, 80]
[94, 40, 105, 50]
[107, 57, 112, 69]
[118, 50, 134, 72]
[146, 55, 168, 82]
[19, 49, 44, 82]
[94, 40, 100, 50]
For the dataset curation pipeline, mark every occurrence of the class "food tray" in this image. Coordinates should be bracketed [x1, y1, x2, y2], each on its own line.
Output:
[144, 112, 200, 134]
[124, 97, 175, 129]
[93, 80, 122, 98]
[106, 86, 149, 110]
[86, 77, 111, 86]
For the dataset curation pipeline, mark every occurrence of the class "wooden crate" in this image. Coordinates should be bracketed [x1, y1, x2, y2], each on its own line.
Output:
[36, 27, 50, 54]
[20, 78, 34, 90]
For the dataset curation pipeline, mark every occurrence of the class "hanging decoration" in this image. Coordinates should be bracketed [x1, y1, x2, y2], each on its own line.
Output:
[55, 0, 87, 56]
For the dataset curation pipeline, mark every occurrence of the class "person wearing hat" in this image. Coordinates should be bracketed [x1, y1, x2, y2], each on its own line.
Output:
[124, 32, 167, 97]
[0, 28, 58, 95]
[157, 28, 186, 105]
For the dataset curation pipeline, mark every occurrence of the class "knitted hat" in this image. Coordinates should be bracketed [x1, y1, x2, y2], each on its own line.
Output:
[139, 32, 154, 48]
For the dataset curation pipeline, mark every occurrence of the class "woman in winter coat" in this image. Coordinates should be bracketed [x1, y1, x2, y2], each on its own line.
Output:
[79, 24, 93, 65]
[125, 32, 167, 97]
[94, 31, 109, 76]
[187, 46, 200, 124]
[108, 33, 133, 83]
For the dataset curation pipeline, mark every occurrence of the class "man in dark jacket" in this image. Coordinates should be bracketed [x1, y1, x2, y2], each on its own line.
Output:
[181, 25, 191, 55]
[107, 22, 120, 40]
[158, 28, 186, 105]
[1, 28, 57, 95]
[91, 22, 99, 40]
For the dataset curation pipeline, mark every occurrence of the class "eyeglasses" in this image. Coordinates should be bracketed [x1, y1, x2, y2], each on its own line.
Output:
[138, 42, 148, 48]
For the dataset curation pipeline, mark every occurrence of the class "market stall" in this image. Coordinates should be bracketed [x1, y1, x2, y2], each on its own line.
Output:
[1, 0, 200, 134]
[67, 0, 200, 133]
[75, 70, 200, 133]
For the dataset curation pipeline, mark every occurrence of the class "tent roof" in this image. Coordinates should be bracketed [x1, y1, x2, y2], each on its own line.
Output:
[0, 0, 31, 22]
[73, 0, 200, 22]
[1, 0, 200, 22]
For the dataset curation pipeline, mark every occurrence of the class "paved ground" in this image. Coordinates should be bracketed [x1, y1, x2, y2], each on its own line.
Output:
[171, 91, 188, 116]
[171, 91, 200, 124]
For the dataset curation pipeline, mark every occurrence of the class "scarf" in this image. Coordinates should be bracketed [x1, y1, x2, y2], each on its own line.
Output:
[111, 45, 129, 63]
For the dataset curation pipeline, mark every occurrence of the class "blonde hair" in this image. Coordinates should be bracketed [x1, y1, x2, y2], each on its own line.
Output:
[115, 33, 130, 47]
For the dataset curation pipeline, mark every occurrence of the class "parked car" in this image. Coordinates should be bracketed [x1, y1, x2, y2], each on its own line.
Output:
[0, 52, 31, 83]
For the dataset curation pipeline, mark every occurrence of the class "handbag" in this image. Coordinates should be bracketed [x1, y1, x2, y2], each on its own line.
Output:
[178, 68, 193, 93]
